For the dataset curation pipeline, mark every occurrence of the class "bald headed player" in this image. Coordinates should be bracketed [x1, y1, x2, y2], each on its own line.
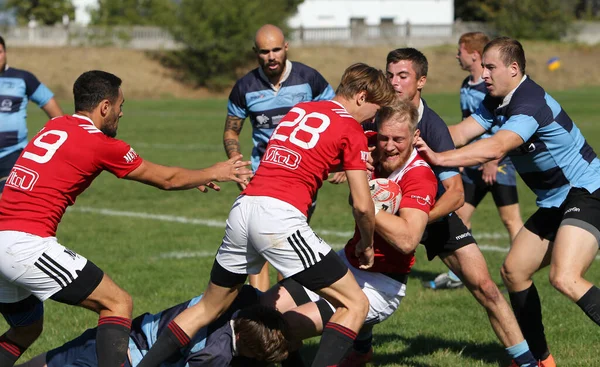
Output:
[224, 24, 335, 291]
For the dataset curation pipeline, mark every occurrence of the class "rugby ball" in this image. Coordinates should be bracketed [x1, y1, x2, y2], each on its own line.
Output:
[369, 178, 402, 214]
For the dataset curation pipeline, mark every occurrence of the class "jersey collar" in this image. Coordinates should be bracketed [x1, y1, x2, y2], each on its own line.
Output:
[386, 148, 418, 182]
[417, 98, 425, 123]
[258, 59, 293, 91]
[499, 75, 527, 108]
[72, 113, 94, 125]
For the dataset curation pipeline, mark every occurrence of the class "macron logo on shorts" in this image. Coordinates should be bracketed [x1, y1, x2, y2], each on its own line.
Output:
[564, 206, 581, 214]
[455, 232, 471, 241]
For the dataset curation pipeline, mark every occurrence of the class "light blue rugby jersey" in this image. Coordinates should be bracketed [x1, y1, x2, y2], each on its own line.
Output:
[461, 75, 515, 174]
[472, 76, 600, 208]
[0, 66, 54, 158]
[227, 60, 335, 171]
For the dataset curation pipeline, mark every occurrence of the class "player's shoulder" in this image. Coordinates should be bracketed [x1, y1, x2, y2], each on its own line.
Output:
[1, 67, 38, 83]
[231, 68, 265, 92]
[420, 99, 446, 126]
[508, 77, 547, 114]
[290, 61, 323, 77]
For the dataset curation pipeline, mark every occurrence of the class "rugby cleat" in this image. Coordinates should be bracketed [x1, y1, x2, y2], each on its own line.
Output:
[508, 354, 555, 367]
[422, 272, 464, 290]
[339, 347, 373, 367]
[539, 354, 556, 367]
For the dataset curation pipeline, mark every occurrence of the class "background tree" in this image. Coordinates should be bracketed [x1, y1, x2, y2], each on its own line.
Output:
[455, 0, 578, 40]
[90, 0, 177, 27]
[164, 0, 302, 89]
[5, 0, 75, 26]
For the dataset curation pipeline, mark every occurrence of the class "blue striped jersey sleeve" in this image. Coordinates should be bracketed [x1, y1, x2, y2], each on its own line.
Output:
[227, 80, 248, 119]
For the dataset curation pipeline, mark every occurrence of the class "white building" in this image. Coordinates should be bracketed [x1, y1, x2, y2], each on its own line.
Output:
[288, 0, 454, 28]
[72, 0, 98, 25]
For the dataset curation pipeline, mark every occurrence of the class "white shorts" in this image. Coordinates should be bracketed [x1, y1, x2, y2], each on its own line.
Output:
[304, 250, 407, 326]
[0, 231, 89, 303]
[216, 196, 333, 278]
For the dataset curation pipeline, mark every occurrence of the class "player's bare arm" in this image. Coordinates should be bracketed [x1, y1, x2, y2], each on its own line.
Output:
[375, 208, 428, 254]
[346, 169, 376, 269]
[41, 97, 64, 119]
[124, 156, 251, 190]
[427, 175, 464, 223]
[223, 115, 245, 158]
[448, 116, 487, 148]
[416, 129, 523, 168]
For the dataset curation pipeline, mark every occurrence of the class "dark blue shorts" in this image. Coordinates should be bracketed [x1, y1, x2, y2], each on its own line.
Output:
[46, 328, 132, 367]
[0, 149, 22, 192]
[461, 156, 518, 207]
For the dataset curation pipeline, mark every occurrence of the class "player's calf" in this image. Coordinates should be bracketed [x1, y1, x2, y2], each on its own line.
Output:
[77, 273, 133, 367]
[0, 297, 44, 367]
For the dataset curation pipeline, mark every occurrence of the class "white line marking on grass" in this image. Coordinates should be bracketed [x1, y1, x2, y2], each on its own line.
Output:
[157, 245, 600, 260]
[130, 142, 222, 152]
[71, 206, 600, 261]
[72, 206, 506, 239]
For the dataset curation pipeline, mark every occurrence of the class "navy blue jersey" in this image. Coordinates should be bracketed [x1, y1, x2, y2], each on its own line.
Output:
[473, 77, 600, 208]
[129, 285, 260, 366]
[227, 61, 335, 171]
[0, 66, 54, 158]
[417, 99, 460, 198]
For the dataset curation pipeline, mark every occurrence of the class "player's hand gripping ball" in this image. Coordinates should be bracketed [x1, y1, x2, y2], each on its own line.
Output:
[369, 178, 402, 214]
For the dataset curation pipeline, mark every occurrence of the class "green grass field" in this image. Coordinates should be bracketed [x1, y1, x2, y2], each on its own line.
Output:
[6, 88, 600, 366]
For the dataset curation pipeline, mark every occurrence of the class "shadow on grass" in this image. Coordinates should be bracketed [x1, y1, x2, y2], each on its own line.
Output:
[407, 268, 443, 283]
[409, 268, 510, 294]
[300, 332, 508, 367]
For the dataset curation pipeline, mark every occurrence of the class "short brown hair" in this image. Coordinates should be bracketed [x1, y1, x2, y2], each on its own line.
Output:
[233, 304, 290, 363]
[459, 32, 490, 57]
[377, 99, 419, 134]
[336, 63, 396, 107]
[386, 48, 428, 78]
[483, 37, 526, 74]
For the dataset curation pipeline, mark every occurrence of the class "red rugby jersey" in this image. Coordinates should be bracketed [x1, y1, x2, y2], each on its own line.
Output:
[0, 114, 143, 237]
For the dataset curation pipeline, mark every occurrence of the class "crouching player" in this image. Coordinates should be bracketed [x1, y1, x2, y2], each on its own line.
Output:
[16, 286, 289, 367]
[263, 100, 438, 365]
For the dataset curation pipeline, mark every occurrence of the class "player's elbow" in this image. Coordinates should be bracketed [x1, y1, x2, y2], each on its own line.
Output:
[352, 200, 374, 217]
[390, 234, 420, 254]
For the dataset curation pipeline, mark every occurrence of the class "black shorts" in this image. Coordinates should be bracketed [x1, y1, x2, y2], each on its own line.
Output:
[0, 149, 22, 192]
[525, 187, 600, 244]
[463, 180, 519, 208]
[421, 213, 476, 260]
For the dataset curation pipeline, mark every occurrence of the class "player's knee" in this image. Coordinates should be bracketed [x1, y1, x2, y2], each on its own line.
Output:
[500, 261, 517, 286]
[548, 268, 578, 297]
[478, 277, 502, 304]
[347, 290, 370, 320]
[8, 319, 43, 345]
[102, 288, 133, 317]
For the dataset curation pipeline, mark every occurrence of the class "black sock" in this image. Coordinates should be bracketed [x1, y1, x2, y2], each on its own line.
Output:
[576, 285, 600, 326]
[96, 316, 132, 367]
[509, 283, 550, 360]
[311, 322, 356, 367]
[0, 335, 26, 367]
[282, 349, 306, 367]
[137, 320, 190, 367]
[353, 331, 373, 354]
